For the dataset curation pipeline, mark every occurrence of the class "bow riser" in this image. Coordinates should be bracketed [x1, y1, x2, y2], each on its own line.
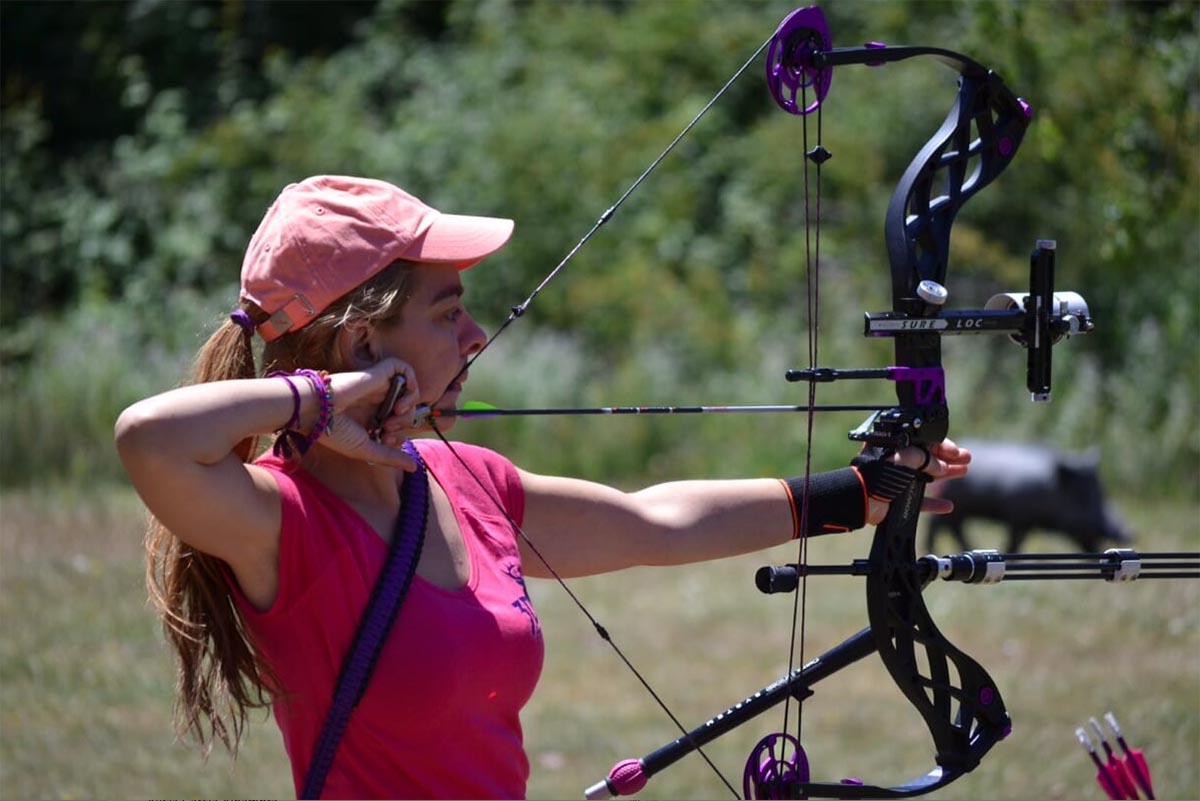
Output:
[779, 8, 1035, 797]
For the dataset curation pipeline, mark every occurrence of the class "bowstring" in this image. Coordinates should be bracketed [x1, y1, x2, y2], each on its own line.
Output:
[420, 29, 785, 800]
[780, 78, 824, 762]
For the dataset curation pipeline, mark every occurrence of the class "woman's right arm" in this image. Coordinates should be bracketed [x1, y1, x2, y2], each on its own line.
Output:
[115, 362, 420, 605]
[114, 380, 298, 600]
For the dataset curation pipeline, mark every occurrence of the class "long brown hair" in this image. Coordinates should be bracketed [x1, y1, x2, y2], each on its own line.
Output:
[144, 260, 419, 755]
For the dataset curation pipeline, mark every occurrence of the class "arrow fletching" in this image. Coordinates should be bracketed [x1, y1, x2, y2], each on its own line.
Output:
[1105, 712, 1155, 800]
[1077, 727, 1128, 800]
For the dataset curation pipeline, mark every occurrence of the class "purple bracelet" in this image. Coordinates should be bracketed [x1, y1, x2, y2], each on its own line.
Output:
[269, 374, 302, 430]
[294, 370, 334, 450]
[265, 369, 334, 460]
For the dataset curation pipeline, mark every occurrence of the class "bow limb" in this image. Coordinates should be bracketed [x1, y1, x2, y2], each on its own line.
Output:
[884, 58, 1031, 299]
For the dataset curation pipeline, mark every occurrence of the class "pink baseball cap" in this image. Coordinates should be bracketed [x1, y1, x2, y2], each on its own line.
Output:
[240, 175, 514, 341]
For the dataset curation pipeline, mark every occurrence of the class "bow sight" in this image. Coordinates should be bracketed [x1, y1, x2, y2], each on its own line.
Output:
[789, 239, 1095, 450]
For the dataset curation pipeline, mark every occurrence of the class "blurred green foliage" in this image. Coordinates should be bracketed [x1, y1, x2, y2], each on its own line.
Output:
[1, 0, 1196, 496]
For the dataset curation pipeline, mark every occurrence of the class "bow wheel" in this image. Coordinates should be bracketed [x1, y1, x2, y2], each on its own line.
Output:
[765, 6, 832, 115]
[744, 732, 810, 800]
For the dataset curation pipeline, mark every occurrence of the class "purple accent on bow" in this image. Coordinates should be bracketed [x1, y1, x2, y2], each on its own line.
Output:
[766, 6, 832, 115]
[744, 732, 810, 799]
[865, 40, 887, 67]
[885, 366, 946, 406]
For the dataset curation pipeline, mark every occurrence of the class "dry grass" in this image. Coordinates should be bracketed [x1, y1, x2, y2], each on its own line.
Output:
[1, 485, 1196, 800]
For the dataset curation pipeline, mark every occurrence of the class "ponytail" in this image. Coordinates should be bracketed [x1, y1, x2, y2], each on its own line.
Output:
[144, 302, 276, 756]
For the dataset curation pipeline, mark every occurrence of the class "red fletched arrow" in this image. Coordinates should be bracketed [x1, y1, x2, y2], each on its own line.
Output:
[1105, 712, 1156, 800]
[1077, 726, 1130, 800]
[1090, 717, 1141, 799]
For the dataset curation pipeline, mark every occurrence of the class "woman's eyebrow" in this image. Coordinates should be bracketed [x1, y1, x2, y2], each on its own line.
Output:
[428, 282, 465, 305]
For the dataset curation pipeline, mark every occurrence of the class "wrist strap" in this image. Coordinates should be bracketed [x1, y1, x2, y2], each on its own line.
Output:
[781, 467, 869, 538]
[300, 440, 428, 799]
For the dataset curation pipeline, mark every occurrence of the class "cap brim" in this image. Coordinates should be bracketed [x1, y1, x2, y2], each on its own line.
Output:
[402, 212, 514, 270]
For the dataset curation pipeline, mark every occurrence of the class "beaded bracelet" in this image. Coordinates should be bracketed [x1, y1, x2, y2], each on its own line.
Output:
[295, 369, 334, 446]
[266, 369, 334, 460]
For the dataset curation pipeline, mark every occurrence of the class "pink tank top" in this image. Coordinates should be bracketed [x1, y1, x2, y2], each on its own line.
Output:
[229, 440, 544, 799]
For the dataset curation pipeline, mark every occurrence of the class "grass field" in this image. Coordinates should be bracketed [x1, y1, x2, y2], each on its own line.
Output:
[1, 484, 1196, 800]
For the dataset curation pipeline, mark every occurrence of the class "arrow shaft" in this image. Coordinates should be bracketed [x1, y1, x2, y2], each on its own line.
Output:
[432, 403, 888, 418]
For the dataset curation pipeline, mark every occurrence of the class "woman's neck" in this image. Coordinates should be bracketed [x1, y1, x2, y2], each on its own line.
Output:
[302, 447, 403, 511]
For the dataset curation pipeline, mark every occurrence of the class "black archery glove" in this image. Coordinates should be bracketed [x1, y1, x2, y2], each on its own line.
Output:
[781, 448, 930, 538]
[851, 445, 928, 504]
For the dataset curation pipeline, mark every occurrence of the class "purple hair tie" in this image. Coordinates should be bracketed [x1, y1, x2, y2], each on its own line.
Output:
[229, 309, 255, 337]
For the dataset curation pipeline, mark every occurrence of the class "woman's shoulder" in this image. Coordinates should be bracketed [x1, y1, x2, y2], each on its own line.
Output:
[414, 438, 513, 474]
[414, 438, 524, 516]
[250, 452, 350, 519]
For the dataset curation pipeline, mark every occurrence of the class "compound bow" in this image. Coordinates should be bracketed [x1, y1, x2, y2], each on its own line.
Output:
[420, 5, 1169, 799]
[577, 6, 1092, 798]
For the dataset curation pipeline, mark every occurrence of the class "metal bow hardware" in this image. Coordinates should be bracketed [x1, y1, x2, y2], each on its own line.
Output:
[418, 5, 1194, 799]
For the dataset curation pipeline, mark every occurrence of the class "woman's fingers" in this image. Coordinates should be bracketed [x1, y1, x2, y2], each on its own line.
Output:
[892, 438, 972, 480]
[320, 411, 420, 472]
[920, 496, 955, 516]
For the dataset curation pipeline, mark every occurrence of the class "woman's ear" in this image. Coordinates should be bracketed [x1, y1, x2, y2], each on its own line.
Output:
[337, 322, 378, 369]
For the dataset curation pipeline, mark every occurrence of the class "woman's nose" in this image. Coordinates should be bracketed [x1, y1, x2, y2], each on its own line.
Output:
[462, 314, 487, 356]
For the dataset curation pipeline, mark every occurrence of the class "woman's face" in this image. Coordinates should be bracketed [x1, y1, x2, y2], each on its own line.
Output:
[376, 263, 487, 421]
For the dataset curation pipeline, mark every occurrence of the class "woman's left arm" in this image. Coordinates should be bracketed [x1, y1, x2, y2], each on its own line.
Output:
[516, 440, 971, 579]
[517, 472, 793, 579]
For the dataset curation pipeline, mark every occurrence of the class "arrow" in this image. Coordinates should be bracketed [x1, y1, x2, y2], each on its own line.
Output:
[1077, 726, 1129, 800]
[1105, 712, 1156, 800]
[1091, 717, 1141, 799]
[424, 400, 890, 419]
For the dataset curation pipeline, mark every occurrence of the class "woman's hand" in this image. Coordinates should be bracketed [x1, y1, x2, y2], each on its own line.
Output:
[316, 358, 422, 470]
[864, 438, 972, 525]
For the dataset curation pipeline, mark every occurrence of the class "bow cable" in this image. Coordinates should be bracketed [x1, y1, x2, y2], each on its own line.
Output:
[779, 71, 826, 771]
